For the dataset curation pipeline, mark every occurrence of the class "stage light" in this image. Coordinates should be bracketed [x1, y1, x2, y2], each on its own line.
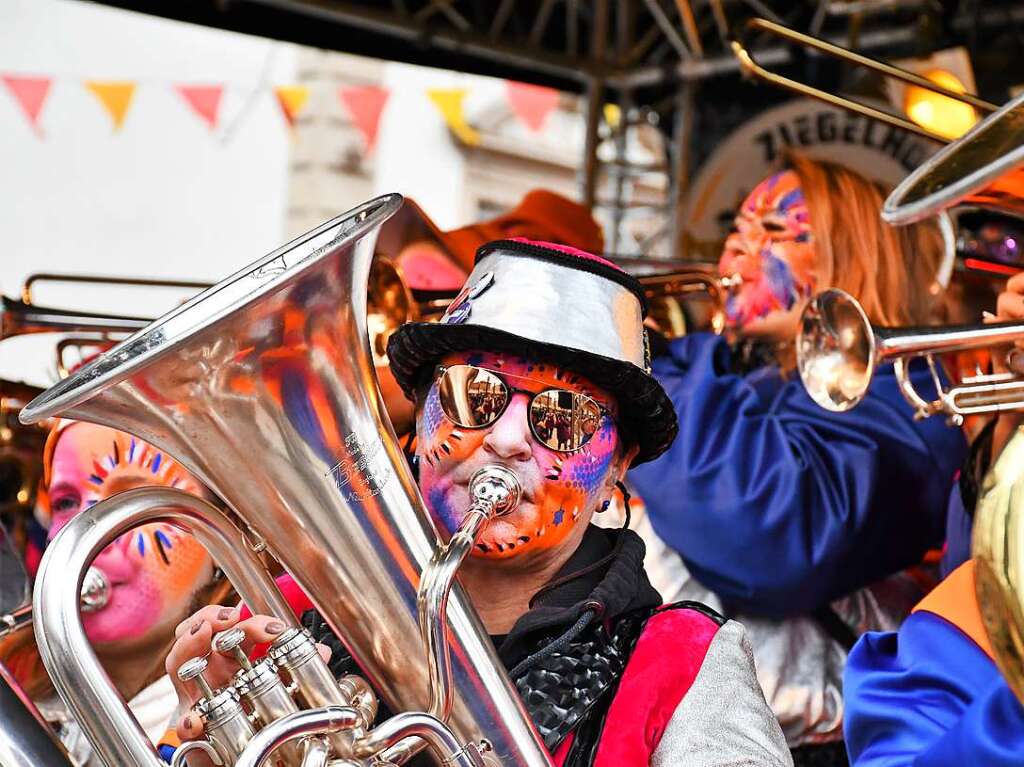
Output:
[903, 69, 978, 140]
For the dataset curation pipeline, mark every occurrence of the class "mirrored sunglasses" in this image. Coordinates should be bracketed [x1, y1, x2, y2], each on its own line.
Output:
[435, 364, 611, 453]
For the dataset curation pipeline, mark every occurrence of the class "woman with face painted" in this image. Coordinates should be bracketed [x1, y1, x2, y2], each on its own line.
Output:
[626, 154, 968, 765]
[5, 420, 224, 766]
[166, 239, 793, 767]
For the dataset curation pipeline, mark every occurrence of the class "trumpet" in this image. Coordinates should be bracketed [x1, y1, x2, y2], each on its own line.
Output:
[797, 288, 1024, 423]
[639, 267, 741, 336]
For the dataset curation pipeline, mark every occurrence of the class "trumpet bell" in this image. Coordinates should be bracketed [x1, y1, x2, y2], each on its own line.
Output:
[884, 91, 1024, 224]
[797, 289, 876, 412]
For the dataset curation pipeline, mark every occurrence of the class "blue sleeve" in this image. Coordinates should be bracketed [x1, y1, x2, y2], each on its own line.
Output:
[939, 489, 973, 579]
[627, 333, 966, 617]
[844, 611, 1024, 767]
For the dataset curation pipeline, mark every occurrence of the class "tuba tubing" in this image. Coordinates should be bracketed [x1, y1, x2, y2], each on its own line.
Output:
[34, 488, 296, 767]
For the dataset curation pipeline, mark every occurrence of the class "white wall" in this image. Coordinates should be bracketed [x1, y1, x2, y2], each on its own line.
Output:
[374, 62, 509, 230]
[0, 0, 297, 385]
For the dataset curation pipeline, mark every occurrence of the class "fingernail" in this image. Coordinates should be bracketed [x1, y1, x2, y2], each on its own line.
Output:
[217, 607, 233, 621]
[265, 621, 285, 635]
[190, 621, 203, 635]
[183, 716, 192, 731]
[983, 311, 996, 320]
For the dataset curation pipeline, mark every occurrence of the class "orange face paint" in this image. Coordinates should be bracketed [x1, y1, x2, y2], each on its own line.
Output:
[417, 351, 625, 560]
[47, 423, 213, 645]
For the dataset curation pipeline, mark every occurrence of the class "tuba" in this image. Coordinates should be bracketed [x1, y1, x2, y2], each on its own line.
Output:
[20, 194, 552, 765]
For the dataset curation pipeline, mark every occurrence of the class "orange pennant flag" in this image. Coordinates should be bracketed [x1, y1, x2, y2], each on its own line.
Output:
[505, 80, 560, 132]
[275, 85, 309, 127]
[176, 84, 224, 130]
[85, 81, 136, 131]
[338, 85, 389, 153]
[427, 88, 479, 145]
[2, 75, 52, 135]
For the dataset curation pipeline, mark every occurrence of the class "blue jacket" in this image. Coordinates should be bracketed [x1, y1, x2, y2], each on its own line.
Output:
[628, 333, 967, 618]
[844, 563, 1024, 766]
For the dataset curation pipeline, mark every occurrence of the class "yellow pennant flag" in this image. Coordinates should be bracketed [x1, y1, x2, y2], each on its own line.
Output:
[85, 81, 136, 131]
[603, 103, 621, 130]
[427, 88, 479, 146]
[275, 85, 310, 127]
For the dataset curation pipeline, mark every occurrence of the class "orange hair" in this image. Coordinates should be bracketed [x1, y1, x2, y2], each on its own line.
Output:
[786, 152, 945, 326]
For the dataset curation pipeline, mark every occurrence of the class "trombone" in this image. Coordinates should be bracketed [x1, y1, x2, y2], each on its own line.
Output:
[798, 288, 1024, 423]
[730, 17, 998, 144]
[730, 17, 1024, 224]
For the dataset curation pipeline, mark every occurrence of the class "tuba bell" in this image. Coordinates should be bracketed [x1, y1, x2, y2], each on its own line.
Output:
[20, 194, 552, 766]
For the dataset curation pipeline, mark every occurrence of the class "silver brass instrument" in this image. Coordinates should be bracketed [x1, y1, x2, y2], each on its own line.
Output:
[0, 567, 109, 640]
[21, 194, 552, 766]
[0, 660, 73, 766]
[884, 92, 1024, 225]
[798, 288, 1024, 422]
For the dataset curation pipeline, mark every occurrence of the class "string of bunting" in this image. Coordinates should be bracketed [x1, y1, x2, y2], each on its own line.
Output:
[1, 74, 563, 150]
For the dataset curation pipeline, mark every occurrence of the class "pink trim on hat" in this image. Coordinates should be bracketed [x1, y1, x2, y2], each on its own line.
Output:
[507, 237, 625, 274]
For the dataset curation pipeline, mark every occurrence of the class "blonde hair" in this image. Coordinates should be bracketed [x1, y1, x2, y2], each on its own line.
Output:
[786, 152, 945, 326]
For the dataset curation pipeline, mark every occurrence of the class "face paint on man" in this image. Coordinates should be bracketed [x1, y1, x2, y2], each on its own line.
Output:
[46, 423, 213, 645]
[417, 350, 625, 560]
[719, 170, 817, 330]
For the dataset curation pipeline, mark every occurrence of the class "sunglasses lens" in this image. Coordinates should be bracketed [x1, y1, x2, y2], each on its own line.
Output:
[437, 365, 508, 428]
[530, 390, 603, 451]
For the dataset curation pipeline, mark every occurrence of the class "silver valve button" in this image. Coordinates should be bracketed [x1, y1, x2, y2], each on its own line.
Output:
[212, 627, 253, 671]
[177, 656, 216, 700]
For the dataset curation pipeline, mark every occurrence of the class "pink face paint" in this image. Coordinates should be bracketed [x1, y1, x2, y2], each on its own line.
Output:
[719, 170, 817, 329]
[47, 423, 212, 645]
[417, 351, 624, 560]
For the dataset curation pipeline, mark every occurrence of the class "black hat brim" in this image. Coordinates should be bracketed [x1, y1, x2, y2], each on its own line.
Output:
[387, 322, 677, 466]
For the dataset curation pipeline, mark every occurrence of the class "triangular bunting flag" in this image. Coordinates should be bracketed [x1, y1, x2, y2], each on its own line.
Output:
[603, 103, 622, 130]
[176, 84, 224, 130]
[85, 81, 136, 131]
[505, 80, 560, 132]
[338, 85, 389, 153]
[275, 85, 309, 127]
[427, 88, 479, 146]
[2, 75, 52, 135]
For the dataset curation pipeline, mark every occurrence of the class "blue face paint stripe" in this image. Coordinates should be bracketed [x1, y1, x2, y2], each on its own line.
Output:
[128, 438, 136, 463]
[89, 475, 103, 485]
[776, 187, 805, 214]
[136, 532, 146, 556]
[151, 453, 162, 474]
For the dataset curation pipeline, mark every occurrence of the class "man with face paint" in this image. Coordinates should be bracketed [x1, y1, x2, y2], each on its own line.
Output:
[167, 239, 792, 766]
[627, 154, 968, 765]
[26, 420, 221, 766]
